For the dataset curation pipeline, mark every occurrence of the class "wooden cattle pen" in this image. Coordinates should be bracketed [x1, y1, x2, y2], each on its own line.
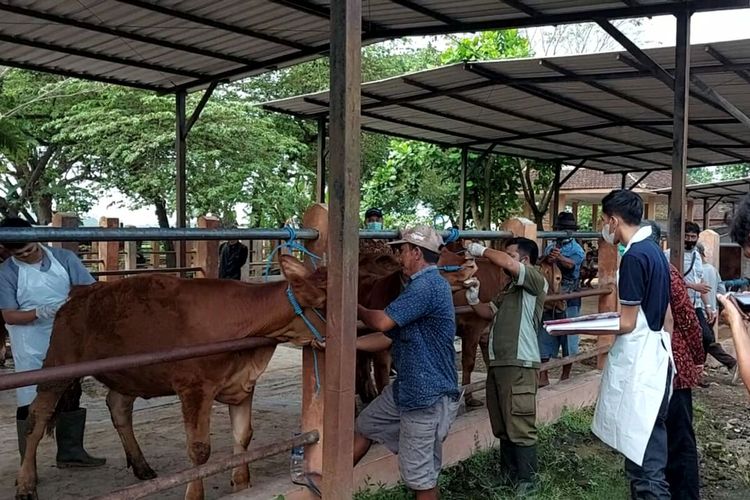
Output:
[1, 0, 750, 498]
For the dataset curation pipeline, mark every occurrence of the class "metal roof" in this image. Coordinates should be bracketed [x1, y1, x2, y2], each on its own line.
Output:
[655, 177, 750, 203]
[262, 38, 750, 174]
[0, 0, 747, 92]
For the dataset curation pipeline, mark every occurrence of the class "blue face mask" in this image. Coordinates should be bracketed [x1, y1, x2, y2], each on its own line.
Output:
[366, 222, 383, 231]
[618, 243, 626, 256]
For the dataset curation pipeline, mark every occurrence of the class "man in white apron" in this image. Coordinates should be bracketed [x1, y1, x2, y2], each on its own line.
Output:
[588, 191, 674, 499]
[0, 217, 105, 467]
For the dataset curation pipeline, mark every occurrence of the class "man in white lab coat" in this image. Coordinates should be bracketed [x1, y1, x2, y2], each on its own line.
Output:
[0, 217, 105, 467]
[590, 190, 674, 499]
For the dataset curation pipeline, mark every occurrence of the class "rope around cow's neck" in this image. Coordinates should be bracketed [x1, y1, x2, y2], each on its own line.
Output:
[264, 226, 322, 281]
[286, 286, 325, 393]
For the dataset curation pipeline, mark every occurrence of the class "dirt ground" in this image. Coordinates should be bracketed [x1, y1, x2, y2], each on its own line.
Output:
[2, 295, 749, 499]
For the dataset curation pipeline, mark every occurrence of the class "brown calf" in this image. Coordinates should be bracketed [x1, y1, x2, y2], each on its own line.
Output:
[16, 255, 327, 500]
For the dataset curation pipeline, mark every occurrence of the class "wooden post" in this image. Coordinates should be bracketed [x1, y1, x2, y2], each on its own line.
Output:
[195, 216, 220, 278]
[175, 90, 188, 271]
[592, 204, 600, 230]
[123, 226, 138, 271]
[459, 147, 468, 230]
[687, 199, 695, 222]
[150, 241, 160, 268]
[98, 217, 120, 281]
[668, 9, 691, 269]
[321, 0, 361, 496]
[702, 199, 710, 229]
[316, 117, 327, 203]
[571, 202, 579, 221]
[596, 239, 619, 369]
[50, 213, 79, 253]
[501, 217, 537, 241]
[645, 201, 657, 220]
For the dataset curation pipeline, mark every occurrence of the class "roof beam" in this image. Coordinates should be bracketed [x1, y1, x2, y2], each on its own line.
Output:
[0, 32, 204, 80]
[705, 45, 750, 86]
[0, 56, 163, 92]
[628, 171, 651, 190]
[185, 81, 218, 137]
[386, 0, 456, 24]
[366, 0, 749, 38]
[465, 63, 750, 163]
[539, 58, 750, 150]
[559, 165, 582, 187]
[113, 0, 313, 51]
[501, 0, 541, 17]
[690, 75, 750, 130]
[0, 3, 257, 67]
[400, 77, 673, 161]
[264, 0, 386, 32]
[596, 19, 674, 88]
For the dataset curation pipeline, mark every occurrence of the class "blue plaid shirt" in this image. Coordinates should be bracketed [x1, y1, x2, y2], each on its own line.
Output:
[384, 266, 459, 410]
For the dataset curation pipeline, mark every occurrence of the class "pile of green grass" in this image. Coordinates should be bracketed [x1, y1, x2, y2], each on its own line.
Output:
[356, 407, 629, 500]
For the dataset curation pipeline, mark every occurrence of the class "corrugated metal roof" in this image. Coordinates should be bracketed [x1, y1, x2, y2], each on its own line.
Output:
[0, 0, 747, 92]
[655, 177, 750, 203]
[262, 38, 750, 174]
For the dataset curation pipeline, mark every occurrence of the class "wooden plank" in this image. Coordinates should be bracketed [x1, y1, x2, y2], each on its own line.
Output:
[459, 147, 467, 230]
[596, 239, 618, 369]
[195, 216, 220, 278]
[50, 213, 79, 253]
[669, 10, 691, 269]
[316, 117, 327, 203]
[98, 217, 120, 282]
[175, 91, 187, 271]
[321, 0, 361, 497]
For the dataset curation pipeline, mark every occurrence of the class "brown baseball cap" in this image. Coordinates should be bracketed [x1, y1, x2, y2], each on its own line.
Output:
[388, 225, 444, 254]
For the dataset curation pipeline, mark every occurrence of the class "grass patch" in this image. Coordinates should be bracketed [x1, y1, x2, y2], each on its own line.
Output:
[356, 407, 628, 500]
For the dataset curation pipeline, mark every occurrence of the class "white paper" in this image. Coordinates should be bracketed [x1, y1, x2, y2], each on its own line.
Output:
[544, 317, 620, 333]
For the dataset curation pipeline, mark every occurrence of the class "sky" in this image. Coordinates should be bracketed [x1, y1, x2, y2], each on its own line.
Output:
[83, 8, 750, 227]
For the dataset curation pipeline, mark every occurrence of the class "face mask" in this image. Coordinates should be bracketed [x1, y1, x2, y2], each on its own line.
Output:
[601, 223, 616, 245]
[366, 222, 383, 231]
[684, 240, 696, 251]
[618, 243, 626, 256]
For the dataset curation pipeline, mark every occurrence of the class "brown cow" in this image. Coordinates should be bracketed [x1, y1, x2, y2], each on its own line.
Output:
[16, 255, 327, 500]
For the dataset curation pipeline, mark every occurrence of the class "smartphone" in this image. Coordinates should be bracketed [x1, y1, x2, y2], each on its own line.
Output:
[734, 294, 750, 313]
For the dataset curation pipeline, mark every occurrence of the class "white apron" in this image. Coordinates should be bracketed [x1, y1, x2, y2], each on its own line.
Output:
[591, 226, 674, 466]
[6, 246, 71, 406]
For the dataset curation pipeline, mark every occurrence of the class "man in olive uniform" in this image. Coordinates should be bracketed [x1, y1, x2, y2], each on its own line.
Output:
[465, 237, 547, 494]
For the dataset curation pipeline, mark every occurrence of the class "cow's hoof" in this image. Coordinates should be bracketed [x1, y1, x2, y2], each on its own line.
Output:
[465, 397, 484, 408]
[134, 465, 157, 481]
[15, 491, 38, 500]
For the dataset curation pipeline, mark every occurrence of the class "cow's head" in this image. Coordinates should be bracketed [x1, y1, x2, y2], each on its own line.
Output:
[539, 259, 564, 312]
[438, 246, 478, 291]
[280, 255, 327, 310]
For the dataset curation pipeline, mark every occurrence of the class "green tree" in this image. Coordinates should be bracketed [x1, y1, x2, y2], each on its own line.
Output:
[0, 70, 101, 223]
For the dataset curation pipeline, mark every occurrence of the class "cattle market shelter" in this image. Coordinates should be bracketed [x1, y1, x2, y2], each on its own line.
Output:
[655, 176, 750, 227]
[2, 1, 750, 498]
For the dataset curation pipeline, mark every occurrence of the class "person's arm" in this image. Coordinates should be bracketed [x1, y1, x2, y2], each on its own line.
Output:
[355, 332, 393, 352]
[582, 304, 640, 336]
[1, 309, 38, 325]
[467, 243, 521, 277]
[358, 304, 397, 333]
[718, 294, 750, 392]
[470, 303, 496, 320]
[57, 248, 95, 285]
[240, 245, 249, 266]
[464, 278, 496, 320]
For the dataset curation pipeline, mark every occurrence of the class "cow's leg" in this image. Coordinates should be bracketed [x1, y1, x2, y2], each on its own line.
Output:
[229, 389, 254, 492]
[373, 349, 391, 394]
[106, 390, 156, 480]
[356, 352, 378, 404]
[16, 385, 66, 500]
[179, 389, 214, 500]
[461, 329, 483, 408]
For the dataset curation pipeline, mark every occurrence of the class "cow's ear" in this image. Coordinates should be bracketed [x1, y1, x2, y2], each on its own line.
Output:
[280, 255, 310, 281]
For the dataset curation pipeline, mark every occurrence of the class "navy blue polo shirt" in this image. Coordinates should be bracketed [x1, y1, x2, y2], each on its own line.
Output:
[619, 238, 671, 331]
[384, 265, 459, 410]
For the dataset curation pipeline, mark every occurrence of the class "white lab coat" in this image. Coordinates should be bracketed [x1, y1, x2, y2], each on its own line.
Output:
[592, 226, 674, 466]
[6, 246, 71, 406]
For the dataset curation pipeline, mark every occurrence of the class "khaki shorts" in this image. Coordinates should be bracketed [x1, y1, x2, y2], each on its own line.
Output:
[356, 384, 461, 490]
[486, 366, 538, 446]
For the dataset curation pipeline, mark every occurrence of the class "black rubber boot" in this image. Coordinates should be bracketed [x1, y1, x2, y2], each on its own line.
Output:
[515, 444, 539, 498]
[55, 408, 106, 468]
[17, 418, 27, 462]
[500, 439, 518, 486]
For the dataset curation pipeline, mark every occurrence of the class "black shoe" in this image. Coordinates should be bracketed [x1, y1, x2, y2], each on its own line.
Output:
[515, 444, 539, 497]
[500, 439, 518, 485]
[55, 408, 106, 468]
